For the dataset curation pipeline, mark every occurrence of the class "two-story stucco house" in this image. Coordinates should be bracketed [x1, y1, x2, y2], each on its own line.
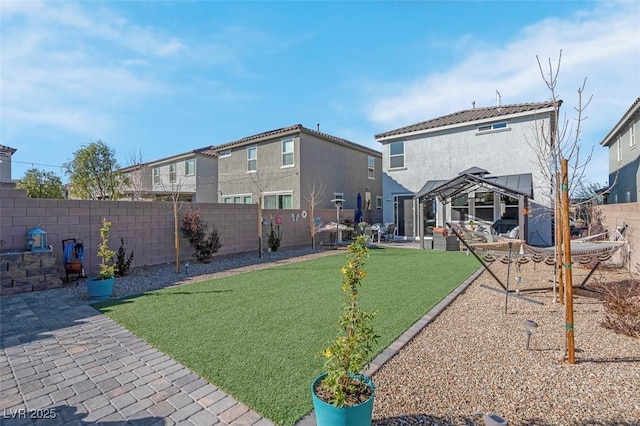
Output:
[374, 101, 558, 238]
[212, 124, 383, 220]
[0, 144, 17, 187]
[120, 149, 218, 202]
[599, 96, 640, 204]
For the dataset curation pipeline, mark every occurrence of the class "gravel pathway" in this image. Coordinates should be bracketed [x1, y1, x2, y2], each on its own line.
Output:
[371, 260, 640, 425]
[64, 245, 339, 302]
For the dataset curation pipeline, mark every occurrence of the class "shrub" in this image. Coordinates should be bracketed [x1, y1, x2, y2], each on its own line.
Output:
[114, 238, 134, 277]
[267, 222, 282, 252]
[181, 207, 222, 263]
[601, 279, 640, 338]
[97, 218, 116, 279]
[319, 235, 378, 406]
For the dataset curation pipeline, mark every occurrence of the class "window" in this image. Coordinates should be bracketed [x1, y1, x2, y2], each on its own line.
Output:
[478, 122, 508, 132]
[625, 191, 631, 203]
[185, 159, 195, 176]
[219, 150, 231, 158]
[451, 193, 469, 222]
[169, 164, 176, 183]
[501, 194, 519, 219]
[631, 126, 636, 149]
[368, 156, 375, 179]
[223, 197, 232, 203]
[243, 195, 252, 204]
[617, 137, 622, 162]
[282, 138, 294, 167]
[376, 196, 383, 209]
[389, 142, 404, 168]
[474, 191, 494, 221]
[264, 193, 292, 209]
[247, 146, 257, 172]
[153, 167, 160, 184]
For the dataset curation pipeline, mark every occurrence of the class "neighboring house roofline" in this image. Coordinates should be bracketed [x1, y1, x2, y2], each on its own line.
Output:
[0, 144, 17, 153]
[375, 101, 560, 142]
[144, 149, 216, 167]
[211, 124, 382, 157]
[599, 96, 640, 147]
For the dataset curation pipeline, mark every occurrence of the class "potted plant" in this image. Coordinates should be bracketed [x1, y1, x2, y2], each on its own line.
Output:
[312, 235, 379, 425]
[86, 218, 116, 301]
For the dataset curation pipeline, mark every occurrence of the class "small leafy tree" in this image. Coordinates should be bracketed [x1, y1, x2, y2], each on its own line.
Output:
[17, 168, 65, 199]
[114, 238, 134, 277]
[96, 218, 116, 279]
[181, 207, 222, 263]
[65, 140, 128, 200]
[319, 236, 379, 406]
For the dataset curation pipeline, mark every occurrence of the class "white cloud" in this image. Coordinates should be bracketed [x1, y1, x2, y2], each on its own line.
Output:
[366, 1, 640, 127]
[364, 1, 640, 183]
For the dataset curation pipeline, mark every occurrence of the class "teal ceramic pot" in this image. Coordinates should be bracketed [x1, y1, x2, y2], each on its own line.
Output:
[311, 373, 375, 426]
[86, 276, 114, 301]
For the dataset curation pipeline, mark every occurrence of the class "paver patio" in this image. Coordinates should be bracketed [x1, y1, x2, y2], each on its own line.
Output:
[0, 288, 275, 426]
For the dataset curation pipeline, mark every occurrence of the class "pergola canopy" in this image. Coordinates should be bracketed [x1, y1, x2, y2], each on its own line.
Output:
[416, 172, 533, 203]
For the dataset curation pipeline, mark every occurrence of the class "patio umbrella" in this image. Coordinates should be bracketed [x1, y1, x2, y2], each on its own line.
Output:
[355, 192, 363, 223]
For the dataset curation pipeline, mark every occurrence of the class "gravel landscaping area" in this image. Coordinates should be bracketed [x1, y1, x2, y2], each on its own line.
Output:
[371, 260, 640, 426]
[64, 245, 338, 302]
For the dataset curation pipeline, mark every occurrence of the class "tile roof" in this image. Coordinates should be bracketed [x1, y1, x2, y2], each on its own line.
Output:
[211, 124, 381, 156]
[375, 101, 559, 140]
[0, 145, 17, 153]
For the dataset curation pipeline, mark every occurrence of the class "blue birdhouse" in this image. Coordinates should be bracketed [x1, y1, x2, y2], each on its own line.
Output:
[27, 226, 48, 252]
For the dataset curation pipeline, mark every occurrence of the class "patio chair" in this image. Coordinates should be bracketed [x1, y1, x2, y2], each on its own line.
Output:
[380, 223, 396, 241]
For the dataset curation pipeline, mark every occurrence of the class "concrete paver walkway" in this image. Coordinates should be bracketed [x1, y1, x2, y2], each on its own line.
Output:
[0, 288, 274, 426]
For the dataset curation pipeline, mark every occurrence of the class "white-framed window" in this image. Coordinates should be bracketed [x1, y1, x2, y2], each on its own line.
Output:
[282, 138, 294, 167]
[152, 167, 160, 184]
[625, 191, 631, 203]
[376, 196, 383, 209]
[617, 137, 622, 162]
[185, 159, 195, 176]
[478, 122, 508, 132]
[247, 146, 257, 172]
[630, 126, 636, 149]
[223, 194, 253, 204]
[169, 164, 176, 183]
[368, 156, 375, 179]
[264, 192, 293, 209]
[220, 150, 231, 158]
[389, 142, 404, 168]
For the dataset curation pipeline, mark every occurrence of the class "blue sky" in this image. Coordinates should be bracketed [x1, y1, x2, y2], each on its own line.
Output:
[2, 0, 639, 185]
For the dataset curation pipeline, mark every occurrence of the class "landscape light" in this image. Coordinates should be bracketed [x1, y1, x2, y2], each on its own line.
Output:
[524, 319, 538, 350]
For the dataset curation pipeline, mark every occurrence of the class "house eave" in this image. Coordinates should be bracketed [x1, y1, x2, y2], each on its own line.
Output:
[375, 106, 557, 143]
[599, 97, 640, 147]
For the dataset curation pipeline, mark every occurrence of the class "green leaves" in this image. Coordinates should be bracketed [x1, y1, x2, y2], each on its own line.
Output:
[64, 140, 128, 200]
[321, 235, 379, 406]
[16, 168, 65, 199]
[97, 218, 116, 279]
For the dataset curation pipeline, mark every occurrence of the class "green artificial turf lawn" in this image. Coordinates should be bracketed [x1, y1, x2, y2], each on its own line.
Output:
[96, 247, 479, 426]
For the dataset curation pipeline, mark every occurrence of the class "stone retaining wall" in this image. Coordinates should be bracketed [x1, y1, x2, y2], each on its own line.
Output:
[0, 250, 64, 296]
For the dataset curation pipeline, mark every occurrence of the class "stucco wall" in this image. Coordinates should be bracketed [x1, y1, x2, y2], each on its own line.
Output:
[600, 202, 639, 275]
[381, 113, 552, 225]
[0, 188, 356, 280]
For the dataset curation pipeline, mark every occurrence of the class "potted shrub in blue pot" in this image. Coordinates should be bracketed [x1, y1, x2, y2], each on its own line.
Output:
[312, 235, 379, 426]
[86, 218, 116, 301]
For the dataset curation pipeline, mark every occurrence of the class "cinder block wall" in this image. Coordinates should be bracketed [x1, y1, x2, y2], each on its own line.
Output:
[0, 188, 360, 278]
[600, 202, 639, 275]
